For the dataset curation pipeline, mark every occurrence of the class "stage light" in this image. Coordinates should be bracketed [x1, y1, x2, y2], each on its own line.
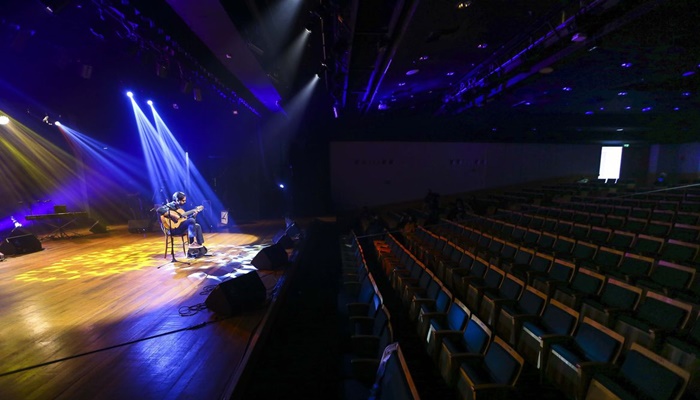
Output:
[55, 121, 61, 126]
[0, 115, 9, 125]
[279, 183, 285, 189]
[126, 91, 134, 98]
[147, 100, 153, 106]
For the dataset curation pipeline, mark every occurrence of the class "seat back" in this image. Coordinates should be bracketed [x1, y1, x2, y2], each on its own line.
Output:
[444, 299, 471, 332]
[529, 252, 554, 275]
[608, 229, 635, 250]
[518, 286, 548, 316]
[498, 274, 525, 301]
[599, 277, 643, 310]
[433, 288, 452, 314]
[634, 291, 693, 331]
[645, 260, 695, 292]
[660, 239, 700, 264]
[463, 314, 493, 354]
[540, 299, 579, 336]
[631, 234, 664, 256]
[574, 317, 624, 363]
[512, 246, 534, 266]
[481, 265, 505, 290]
[544, 258, 576, 285]
[612, 343, 689, 400]
[483, 336, 525, 385]
[617, 252, 654, 280]
[571, 240, 597, 262]
[590, 246, 624, 270]
[569, 268, 606, 296]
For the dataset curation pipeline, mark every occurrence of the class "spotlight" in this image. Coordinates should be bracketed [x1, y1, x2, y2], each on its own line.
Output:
[279, 183, 285, 189]
[55, 121, 61, 126]
[147, 100, 153, 106]
[304, 23, 313, 33]
[126, 91, 134, 98]
[0, 115, 9, 125]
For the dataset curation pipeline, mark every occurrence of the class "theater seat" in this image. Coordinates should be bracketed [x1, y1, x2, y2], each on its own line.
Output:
[613, 291, 693, 353]
[438, 314, 493, 388]
[344, 342, 420, 400]
[517, 299, 579, 370]
[544, 317, 625, 400]
[585, 343, 690, 400]
[424, 298, 471, 360]
[455, 336, 525, 400]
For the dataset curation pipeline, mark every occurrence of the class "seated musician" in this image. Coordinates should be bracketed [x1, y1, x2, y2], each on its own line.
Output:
[157, 191, 204, 248]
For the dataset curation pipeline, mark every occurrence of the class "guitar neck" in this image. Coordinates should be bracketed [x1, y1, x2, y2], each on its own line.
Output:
[181, 209, 198, 218]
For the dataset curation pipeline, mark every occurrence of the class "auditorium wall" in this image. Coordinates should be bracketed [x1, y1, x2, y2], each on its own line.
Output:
[330, 142, 601, 210]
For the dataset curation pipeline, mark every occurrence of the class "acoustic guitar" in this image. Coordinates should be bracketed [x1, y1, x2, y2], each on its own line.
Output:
[160, 205, 204, 230]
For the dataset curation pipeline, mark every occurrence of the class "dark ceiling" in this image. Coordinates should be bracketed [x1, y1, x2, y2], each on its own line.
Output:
[3, 0, 699, 145]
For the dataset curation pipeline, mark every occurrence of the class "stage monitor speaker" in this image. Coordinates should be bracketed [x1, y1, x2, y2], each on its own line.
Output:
[89, 220, 108, 234]
[3, 230, 42, 255]
[128, 219, 152, 233]
[273, 229, 294, 249]
[251, 243, 288, 270]
[205, 271, 266, 316]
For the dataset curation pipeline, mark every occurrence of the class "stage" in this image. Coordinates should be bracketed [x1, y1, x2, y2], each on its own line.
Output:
[0, 220, 292, 399]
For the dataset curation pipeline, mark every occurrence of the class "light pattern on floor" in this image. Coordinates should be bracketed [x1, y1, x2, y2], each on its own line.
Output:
[14, 241, 272, 282]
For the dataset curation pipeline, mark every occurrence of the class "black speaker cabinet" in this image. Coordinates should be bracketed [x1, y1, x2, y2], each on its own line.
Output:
[205, 271, 266, 316]
[251, 243, 288, 270]
[3, 231, 42, 255]
[273, 229, 294, 249]
[89, 220, 108, 234]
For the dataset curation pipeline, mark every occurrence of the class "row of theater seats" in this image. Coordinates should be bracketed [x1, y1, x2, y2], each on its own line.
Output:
[490, 208, 700, 261]
[453, 212, 700, 295]
[443, 218, 700, 299]
[373, 233, 529, 399]
[338, 235, 420, 400]
[555, 199, 700, 221]
[512, 203, 700, 243]
[377, 223, 696, 400]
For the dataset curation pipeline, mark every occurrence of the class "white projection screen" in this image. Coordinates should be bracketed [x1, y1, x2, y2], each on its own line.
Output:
[598, 146, 623, 180]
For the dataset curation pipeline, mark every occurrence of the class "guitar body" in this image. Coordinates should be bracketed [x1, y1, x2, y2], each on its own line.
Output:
[160, 205, 204, 230]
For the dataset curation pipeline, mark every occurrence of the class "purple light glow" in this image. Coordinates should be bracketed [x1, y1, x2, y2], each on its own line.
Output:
[642, 107, 652, 112]
[621, 63, 632, 68]
[682, 71, 695, 77]
[585, 111, 594, 115]
[562, 87, 572, 91]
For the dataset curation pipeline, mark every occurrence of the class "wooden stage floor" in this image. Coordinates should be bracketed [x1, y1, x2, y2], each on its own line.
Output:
[0, 220, 290, 400]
